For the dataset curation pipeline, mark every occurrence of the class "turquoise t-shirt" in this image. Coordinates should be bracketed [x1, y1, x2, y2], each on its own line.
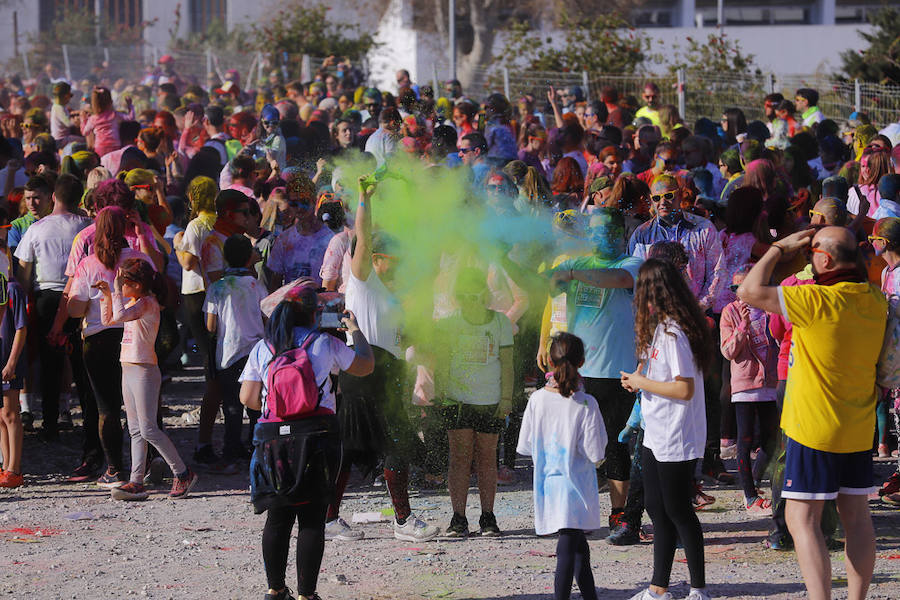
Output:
[557, 254, 643, 378]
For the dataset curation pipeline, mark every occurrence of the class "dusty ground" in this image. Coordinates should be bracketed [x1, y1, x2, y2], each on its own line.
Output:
[2, 367, 900, 600]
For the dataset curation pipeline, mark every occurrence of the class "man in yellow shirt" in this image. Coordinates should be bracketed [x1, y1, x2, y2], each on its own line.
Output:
[737, 226, 885, 600]
[635, 83, 661, 126]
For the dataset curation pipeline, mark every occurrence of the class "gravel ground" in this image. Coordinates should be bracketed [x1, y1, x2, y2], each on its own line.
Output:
[2, 367, 900, 600]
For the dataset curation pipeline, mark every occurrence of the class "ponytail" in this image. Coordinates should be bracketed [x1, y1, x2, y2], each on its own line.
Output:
[549, 332, 585, 398]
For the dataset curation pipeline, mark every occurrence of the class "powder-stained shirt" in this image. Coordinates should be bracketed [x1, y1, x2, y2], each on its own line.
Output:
[267, 225, 334, 287]
[15, 212, 91, 291]
[65, 220, 160, 278]
[101, 293, 160, 365]
[204, 271, 267, 370]
[628, 212, 722, 306]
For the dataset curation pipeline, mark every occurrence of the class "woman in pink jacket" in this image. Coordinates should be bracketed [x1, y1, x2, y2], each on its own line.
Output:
[720, 264, 779, 514]
[81, 87, 133, 157]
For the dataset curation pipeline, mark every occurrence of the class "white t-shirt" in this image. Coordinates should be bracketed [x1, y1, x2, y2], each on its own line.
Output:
[319, 229, 351, 292]
[204, 271, 267, 370]
[15, 212, 91, 291]
[517, 387, 607, 535]
[177, 216, 214, 295]
[239, 327, 356, 413]
[267, 225, 334, 287]
[436, 310, 513, 405]
[641, 320, 707, 462]
[345, 270, 402, 358]
[732, 387, 777, 403]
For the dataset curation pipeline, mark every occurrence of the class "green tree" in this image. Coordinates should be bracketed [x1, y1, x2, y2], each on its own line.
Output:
[839, 7, 900, 85]
[167, 3, 245, 54]
[666, 32, 758, 78]
[496, 13, 648, 75]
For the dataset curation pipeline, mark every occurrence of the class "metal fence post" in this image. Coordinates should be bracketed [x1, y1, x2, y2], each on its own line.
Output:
[206, 48, 212, 78]
[767, 73, 775, 95]
[432, 64, 439, 97]
[103, 47, 110, 67]
[301, 55, 311, 84]
[854, 79, 862, 111]
[22, 51, 30, 80]
[677, 68, 686, 119]
[62, 45, 72, 82]
[582, 71, 590, 102]
[502, 67, 510, 99]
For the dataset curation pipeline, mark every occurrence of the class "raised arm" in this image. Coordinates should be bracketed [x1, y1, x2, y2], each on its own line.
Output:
[738, 229, 814, 315]
[351, 176, 377, 281]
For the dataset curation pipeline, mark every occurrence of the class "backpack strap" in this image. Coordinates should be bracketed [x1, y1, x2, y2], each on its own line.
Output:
[262, 332, 328, 418]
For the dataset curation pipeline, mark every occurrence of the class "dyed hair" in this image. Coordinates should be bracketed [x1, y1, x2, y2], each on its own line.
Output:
[138, 127, 162, 152]
[549, 332, 585, 398]
[265, 286, 318, 355]
[551, 157, 584, 196]
[647, 241, 689, 273]
[187, 176, 218, 217]
[95, 206, 127, 270]
[286, 172, 316, 203]
[873, 217, 900, 251]
[519, 166, 551, 210]
[634, 258, 713, 372]
[719, 148, 742, 175]
[859, 149, 891, 187]
[93, 179, 135, 211]
[742, 159, 777, 199]
[119, 257, 166, 304]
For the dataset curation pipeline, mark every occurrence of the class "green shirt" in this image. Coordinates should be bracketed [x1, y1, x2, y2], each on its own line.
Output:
[8, 213, 37, 250]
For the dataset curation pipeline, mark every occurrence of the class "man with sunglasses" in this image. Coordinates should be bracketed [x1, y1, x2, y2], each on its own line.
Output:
[762, 93, 784, 133]
[738, 226, 884, 600]
[636, 142, 680, 186]
[458, 132, 491, 187]
[360, 87, 383, 122]
[635, 82, 662, 127]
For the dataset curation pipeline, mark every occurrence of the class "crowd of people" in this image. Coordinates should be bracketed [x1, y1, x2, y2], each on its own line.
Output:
[1, 54, 899, 600]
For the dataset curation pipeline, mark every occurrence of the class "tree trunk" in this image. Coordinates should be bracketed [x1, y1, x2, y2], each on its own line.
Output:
[458, 0, 497, 93]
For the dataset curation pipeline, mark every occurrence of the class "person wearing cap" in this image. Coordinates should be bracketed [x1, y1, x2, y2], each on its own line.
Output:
[549, 207, 643, 532]
[582, 175, 614, 213]
[763, 93, 784, 133]
[257, 104, 287, 172]
[266, 174, 334, 291]
[156, 55, 184, 93]
[635, 83, 662, 127]
[121, 168, 172, 236]
[332, 175, 441, 543]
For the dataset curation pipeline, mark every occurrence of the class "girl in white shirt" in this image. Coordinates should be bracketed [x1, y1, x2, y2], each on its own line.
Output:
[518, 332, 606, 600]
[620, 258, 714, 600]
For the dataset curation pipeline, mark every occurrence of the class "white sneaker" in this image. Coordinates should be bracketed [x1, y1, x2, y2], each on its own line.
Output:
[393, 513, 439, 542]
[628, 589, 673, 600]
[686, 589, 712, 600]
[325, 517, 365, 541]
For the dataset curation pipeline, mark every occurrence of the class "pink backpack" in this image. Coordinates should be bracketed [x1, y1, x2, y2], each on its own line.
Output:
[263, 333, 332, 422]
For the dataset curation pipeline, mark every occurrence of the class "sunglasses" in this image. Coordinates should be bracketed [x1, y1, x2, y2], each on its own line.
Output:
[458, 147, 477, 154]
[809, 209, 826, 219]
[372, 253, 398, 261]
[22, 123, 38, 129]
[131, 184, 153, 190]
[868, 235, 888, 244]
[528, 136, 546, 143]
[729, 284, 740, 292]
[486, 184, 504, 193]
[807, 246, 833, 260]
[261, 120, 278, 126]
[650, 191, 677, 203]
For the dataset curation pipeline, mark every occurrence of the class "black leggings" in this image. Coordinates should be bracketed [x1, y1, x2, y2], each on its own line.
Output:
[262, 502, 328, 597]
[643, 447, 705, 589]
[734, 400, 778, 500]
[555, 529, 598, 600]
[583, 377, 633, 483]
[83, 328, 124, 472]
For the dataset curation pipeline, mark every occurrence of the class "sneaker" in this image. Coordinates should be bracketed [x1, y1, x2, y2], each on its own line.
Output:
[877, 444, 890, 458]
[880, 471, 900, 496]
[479, 511, 501, 537]
[264, 588, 296, 600]
[607, 521, 640, 546]
[394, 513, 440, 542]
[192, 445, 220, 466]
[628, 588, 673, 600]
[765, 532, 793, 551]
[746, 496, 772, 515]
[444, 512, 469, 538]
[686, 588, 712, 600]
[111, 482, 149, 501]
[69, 461, 102, 482]
[883, 491, 900, 506]
[497, 465, 516, 486]
[143, 457, 166, 486]
[21, 411, 34, 432]
[57, 410, 74, 431]
[97, 469, 127, 489]
[720, 439, 737, 460]
[0, 471, 24, 488]
[324, 517, 365, 541]
[170, 469, 199, 499]
[608, 509, 625, 531]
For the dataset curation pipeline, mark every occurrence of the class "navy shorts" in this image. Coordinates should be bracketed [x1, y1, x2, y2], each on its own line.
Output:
[440, 401, 504, 434]
[782, 437, 875, 500]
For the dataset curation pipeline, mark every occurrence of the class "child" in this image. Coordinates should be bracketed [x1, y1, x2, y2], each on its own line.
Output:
[620, 258, 712, 600]
[434, 267, 513, 537]
[204, 235, 267, 469]
[720, 266, 779, 514]
[50, 82, 74, 147]
[81, 86, 132, 157]
[95, 258, 197, 500]
[518, 332, 606, 600]
[0, 273, 25, 488]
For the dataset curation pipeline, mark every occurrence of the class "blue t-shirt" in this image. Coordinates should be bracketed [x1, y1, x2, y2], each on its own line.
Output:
[557, 254, 643, 378]
[1, 280, 27, 382]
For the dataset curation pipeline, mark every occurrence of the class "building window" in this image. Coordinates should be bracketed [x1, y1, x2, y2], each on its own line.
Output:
[40, 0, 143, 32]
[190, 0, 228, 33]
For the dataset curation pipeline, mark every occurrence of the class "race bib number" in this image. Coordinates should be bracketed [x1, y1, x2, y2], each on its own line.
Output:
[574, 283, 605, 308]
[459, 334, 490, 365]
[550, 294, 567, 325]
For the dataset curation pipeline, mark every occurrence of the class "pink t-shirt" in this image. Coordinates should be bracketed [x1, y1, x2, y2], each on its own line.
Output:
[319, 229, 351, 293]
[101, 292, 160, 365]
[82, 110, 125, 157]
[69, 249, 155, 338]
[65, 220, 159, 278]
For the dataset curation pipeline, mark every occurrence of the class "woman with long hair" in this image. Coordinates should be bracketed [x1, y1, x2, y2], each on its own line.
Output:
[239, 283, 374, 600]
[621, 258, 713, 600]
[67, 206, 156, 487]
[551, 157, 584, 211]
[848, 147, 892, 218]
[721, 108, 747, 148]
[658, 105, 684, 141]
